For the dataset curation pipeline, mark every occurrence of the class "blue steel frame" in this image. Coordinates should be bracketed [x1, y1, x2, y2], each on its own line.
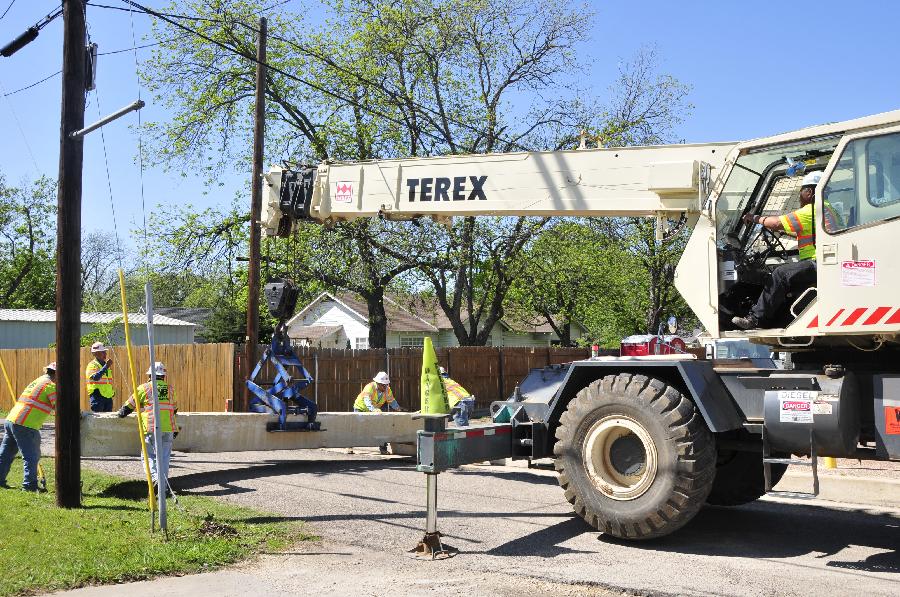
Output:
[246, 330, 319, 431]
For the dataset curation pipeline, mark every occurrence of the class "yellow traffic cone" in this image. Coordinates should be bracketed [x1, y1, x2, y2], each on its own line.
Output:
[421, 337, 449, 414]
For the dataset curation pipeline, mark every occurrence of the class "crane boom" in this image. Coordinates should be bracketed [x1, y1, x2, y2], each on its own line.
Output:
[261, 142, 735, 234]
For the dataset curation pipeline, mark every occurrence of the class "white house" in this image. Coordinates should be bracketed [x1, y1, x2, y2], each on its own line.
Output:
[286, 292, 585, 348]
[0, 309, 196, 349]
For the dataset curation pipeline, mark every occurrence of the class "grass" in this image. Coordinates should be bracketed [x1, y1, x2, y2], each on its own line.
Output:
[0, 459, 313, 596]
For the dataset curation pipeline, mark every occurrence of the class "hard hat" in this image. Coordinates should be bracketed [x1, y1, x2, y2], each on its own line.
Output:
[146, 361, 166, 377]
[90, 341, 108, 353]
[438, 366, 447, 376]
[46, 362, 56, 372]
[801, 171, 822, 187]
[373, 371, 390, 385]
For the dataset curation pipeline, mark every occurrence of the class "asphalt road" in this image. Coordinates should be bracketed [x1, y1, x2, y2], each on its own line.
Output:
[69, 447, 900, 597]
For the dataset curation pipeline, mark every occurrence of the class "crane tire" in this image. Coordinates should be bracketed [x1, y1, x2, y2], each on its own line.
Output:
[554, 373, 716, 540]
[706, 447, 787, 506]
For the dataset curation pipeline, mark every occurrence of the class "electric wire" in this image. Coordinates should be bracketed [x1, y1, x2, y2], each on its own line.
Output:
[112, 0, 527, 153]
[2, 70, 61, 96]
[0, 0, 17, 21]
[0, 77, 40, 172]
[126, 3, 150, 279]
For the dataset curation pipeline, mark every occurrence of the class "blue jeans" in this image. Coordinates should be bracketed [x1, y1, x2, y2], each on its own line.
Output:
[451, 398, 475, 427]
[0, 420, 42, 490]
[145, 432, 174, 489]
[89, 393, 113, 412]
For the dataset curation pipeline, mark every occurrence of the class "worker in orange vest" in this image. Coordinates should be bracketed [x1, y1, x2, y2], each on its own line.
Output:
[0, 362, 56, 492]
[440, 366, 475, 426]
[118, 361, 177, 495]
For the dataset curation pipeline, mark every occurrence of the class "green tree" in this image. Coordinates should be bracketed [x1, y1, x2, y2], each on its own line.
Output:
[0, 175, 57, 309]
[507, 221, 615, 346]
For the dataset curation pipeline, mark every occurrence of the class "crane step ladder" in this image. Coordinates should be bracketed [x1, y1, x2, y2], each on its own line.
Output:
[762, 428, 820, 499]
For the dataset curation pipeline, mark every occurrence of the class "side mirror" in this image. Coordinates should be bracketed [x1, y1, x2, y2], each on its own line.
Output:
[667, 316, 677, 334]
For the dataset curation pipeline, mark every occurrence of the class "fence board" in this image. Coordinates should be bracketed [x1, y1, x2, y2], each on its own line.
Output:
[0, 343, 233, 413]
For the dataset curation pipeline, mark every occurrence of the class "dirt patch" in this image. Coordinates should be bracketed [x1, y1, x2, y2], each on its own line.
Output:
[197, 519, 238, 538]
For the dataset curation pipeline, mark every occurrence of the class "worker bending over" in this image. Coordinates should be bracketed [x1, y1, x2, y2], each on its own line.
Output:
[86, 341, 115, 412]
[440, 366, 475, 427]
[118, 362, 177, 496]
[353, 371, 401, 454]
[0, 362, 56, 492]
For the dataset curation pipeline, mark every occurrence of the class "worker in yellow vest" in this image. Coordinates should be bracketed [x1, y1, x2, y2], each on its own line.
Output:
[353, 371, 402, 454]
[440, 366, 475, 426]
[0, 362, 56, 492]
[733, 171, 844, 329]
[86, 341, 115, 412]
[118, 361, 177, 495]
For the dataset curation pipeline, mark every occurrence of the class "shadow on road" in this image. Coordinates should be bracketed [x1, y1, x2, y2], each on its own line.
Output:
[602, 501, 900, 573]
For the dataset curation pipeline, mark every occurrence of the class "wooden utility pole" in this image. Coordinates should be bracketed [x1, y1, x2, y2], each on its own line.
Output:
[55, 0, 86, 508]
[243, 17, 267, 411]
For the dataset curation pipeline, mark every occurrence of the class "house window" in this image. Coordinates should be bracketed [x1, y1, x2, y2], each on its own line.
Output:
[355, 337, 369, 349]
[399, 336, 425, 348]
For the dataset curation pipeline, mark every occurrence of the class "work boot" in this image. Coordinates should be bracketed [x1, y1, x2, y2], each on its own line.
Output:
[21, 486, 46, 493]
[732, 314, 759, 330]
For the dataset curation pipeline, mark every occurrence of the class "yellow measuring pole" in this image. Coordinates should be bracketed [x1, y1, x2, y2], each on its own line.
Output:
[118, 269, 157, 513]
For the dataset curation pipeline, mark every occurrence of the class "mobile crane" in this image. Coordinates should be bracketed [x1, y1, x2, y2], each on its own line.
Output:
[260, 109, 900, 540]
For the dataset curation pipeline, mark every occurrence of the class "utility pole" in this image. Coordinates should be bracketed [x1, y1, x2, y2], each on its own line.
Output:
[55, 0, 86, 508]
[243, 17, 267, 412]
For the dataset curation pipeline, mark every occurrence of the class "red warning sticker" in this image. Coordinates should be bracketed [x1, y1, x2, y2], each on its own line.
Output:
[886, 407, 900, 435]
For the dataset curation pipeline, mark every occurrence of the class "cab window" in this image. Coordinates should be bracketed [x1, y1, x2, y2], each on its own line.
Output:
[823, 131, 900, 233]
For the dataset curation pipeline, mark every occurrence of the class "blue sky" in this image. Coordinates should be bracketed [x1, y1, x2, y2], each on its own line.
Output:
[1, 0, 898, 251]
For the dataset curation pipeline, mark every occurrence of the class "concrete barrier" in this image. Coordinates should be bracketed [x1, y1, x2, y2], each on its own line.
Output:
[81, 412, 425, 457]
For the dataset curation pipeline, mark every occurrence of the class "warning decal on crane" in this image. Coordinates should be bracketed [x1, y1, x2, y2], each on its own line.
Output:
[841, 260, 876, 287]
[335, 182, 354, 203]
[886, 406, 900, 435]
[780, 395, 814, 424]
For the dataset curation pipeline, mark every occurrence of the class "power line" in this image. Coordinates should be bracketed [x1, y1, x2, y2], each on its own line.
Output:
[0, 0, 17, 21]
[99, 39, 166, 55]
[3, 69, 60, 96]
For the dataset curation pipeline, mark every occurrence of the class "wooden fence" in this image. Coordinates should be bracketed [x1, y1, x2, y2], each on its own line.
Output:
[0, 343, 234, 413]
[0, 344, 605, 414]
[235, 345, 608, 412]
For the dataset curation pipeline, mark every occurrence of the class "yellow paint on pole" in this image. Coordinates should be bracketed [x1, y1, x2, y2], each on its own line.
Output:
[118, 269, 157, 513]
[0, 354, 16, 408]
[420, 337, 449, 414]
[822, 456, 837, 469]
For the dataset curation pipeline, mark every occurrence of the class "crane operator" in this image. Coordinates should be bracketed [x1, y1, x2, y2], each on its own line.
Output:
[732, 171, 841, 330]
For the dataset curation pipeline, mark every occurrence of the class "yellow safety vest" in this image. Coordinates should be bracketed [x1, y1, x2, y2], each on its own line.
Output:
[7, 375, 56, 430]
[125, 379, 177, 433]
[780, 202, 844, 260]
[443, 377, 471, 408]
[353, 382, 395, 411]
[85, 358, 115, 399]
[780, 204, 815, 260]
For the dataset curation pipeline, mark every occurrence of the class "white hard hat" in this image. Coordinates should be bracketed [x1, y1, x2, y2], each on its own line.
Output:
[146, 361, 166, 377]
[373, 371, 390, 385]
[801, 171, 822, 187]
[90, 341, 108, 353]
[46, 361, 56, 372]
[438, 366, 447, 375]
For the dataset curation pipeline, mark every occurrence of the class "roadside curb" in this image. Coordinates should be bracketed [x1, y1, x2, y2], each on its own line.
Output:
[773, 471, 899, 508]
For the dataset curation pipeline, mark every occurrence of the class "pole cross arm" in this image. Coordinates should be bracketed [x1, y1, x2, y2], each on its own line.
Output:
[69, 99, 144, 138]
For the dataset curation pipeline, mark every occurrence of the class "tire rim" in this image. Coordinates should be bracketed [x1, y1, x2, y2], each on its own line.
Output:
[583, 415, 658, 501]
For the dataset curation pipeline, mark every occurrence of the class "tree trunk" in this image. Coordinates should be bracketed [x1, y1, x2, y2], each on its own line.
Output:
[365, 289, 388, 348]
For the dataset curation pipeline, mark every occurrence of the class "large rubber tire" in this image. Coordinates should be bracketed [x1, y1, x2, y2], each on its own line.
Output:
[554, 373, 716, 540]
[706, 446, 788, 506]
